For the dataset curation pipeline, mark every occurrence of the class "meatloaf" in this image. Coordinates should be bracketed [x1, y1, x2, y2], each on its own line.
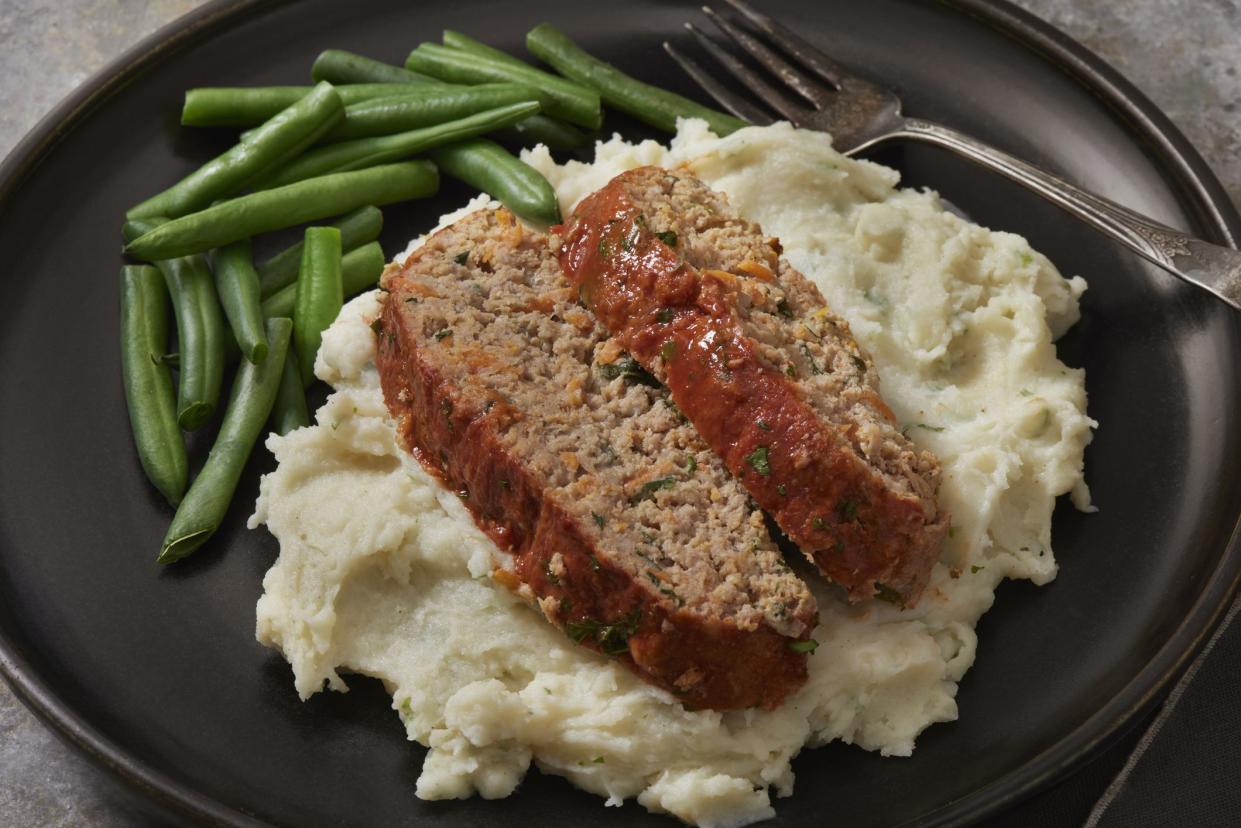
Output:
[557, 167, 948, 607]
[375, 206, 817, 710]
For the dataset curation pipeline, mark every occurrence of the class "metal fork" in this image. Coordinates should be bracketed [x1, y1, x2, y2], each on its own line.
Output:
[665, 0, 1241, 311]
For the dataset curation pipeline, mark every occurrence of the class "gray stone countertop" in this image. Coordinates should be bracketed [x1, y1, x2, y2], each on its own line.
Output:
[0, 1, 1238, 825]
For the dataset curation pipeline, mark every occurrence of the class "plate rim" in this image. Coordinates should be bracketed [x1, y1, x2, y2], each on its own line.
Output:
[0, 1, 1238, 826]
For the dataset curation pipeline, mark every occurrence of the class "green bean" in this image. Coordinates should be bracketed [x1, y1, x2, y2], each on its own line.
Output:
[293, 227, 343, 386]
[494, 115, 591, 151]
[123, 218, 225, 431]
[258, 205, 383, 298]
[270, 351, 310, 435]
[119, 265, 188, 506]
[211, 239, 268, 364]
[526, 23, 747, 137]
[236, 84, 546, 144]
[323, 83, 547, 142]
[406, 43, 601, 129]
[312, 49, 439, 86]
[182, 84, 424, 127]
[258, 102, 538, 188]
[125, 161, 438, 261]
[442, 29, 529, 67]
[308, 90, 588, 151]
[310, 48, 588, 152]
[130, 83, 345, 220]
[261, 241, 385, 319]
[158, 316, 292, 564]
[432, 138, 561, 226]
[439, 32, 592, 150]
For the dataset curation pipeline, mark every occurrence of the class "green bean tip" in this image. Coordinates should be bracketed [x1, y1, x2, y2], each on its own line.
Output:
[158, 530, 211, 564]
[178, 402, 214, 432]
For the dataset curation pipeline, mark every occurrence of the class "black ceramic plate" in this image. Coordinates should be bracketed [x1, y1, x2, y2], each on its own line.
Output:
[1, 0, 1239, 825]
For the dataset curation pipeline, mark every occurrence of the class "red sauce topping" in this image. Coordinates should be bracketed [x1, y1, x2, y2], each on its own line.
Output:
[558, 178, 942, 606]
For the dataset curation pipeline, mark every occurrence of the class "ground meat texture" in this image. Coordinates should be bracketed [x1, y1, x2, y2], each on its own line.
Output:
[556, 167, 949, 607]
[375, 207, 817, 710]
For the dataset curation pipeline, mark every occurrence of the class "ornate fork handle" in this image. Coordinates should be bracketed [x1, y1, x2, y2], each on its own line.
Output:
[895, 118, 1241, 309]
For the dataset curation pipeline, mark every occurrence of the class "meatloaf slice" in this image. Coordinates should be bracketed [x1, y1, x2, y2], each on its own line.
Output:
[375, 206, 817, 710]
[556, 167, 948, 607]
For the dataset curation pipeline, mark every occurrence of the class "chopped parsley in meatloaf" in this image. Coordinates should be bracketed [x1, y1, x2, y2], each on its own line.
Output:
[376, 206, 817, 711]
[557, 167, 949, 607]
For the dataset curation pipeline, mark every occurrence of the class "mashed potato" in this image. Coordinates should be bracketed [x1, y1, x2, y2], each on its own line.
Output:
[251, 121, 1095, 827]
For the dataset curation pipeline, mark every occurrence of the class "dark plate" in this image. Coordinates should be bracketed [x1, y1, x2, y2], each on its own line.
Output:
[1, 0, 1239, 825]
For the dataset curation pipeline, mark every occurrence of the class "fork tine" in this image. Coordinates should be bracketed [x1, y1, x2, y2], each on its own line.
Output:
[663, 41, 774, 126]
[682, 22, 809, 125]
[701, 5, 831, 108]
[719, 0, 847, 87]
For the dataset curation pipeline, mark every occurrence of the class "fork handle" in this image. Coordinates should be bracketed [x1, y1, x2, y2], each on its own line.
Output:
[895, 117, 1241, 310]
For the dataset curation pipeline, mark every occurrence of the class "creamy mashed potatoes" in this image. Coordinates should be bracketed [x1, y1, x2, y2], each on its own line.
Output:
[251, 121, 1095, 827]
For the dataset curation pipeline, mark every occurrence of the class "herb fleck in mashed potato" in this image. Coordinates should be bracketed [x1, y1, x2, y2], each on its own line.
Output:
[251, 121, 1095, 827]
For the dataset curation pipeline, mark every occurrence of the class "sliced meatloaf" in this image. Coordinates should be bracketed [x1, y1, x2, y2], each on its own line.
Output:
[556, 167, 948, 607]
[375, 206, 817, 710]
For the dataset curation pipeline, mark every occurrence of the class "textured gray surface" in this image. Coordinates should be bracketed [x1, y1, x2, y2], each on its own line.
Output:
[0, 0, 1238, 825]
[1026, 0, 1241, 210]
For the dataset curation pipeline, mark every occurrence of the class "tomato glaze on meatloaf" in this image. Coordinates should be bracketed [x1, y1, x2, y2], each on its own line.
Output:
[375, 206, 817, 710]
[557, 167, 949, 607]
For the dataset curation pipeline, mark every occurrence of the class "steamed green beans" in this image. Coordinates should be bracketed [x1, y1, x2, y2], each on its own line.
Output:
[270, 351, 311, 435]
[260, 102, 539, 188]
[442, 30, 529, 67]
[126, 161, 438, 260]
[526, 23, 746, 136]
[312, 49, 438, 86]
[324, 83, 547, 141]
[493, 111, 590, 150]
[257, 205, 383, 298]
[237, 84, 549, 144]
[293, 228, 343, 386]
[130, 83, 345, 219]
[431, 138, 561, 226]
[315, 42, 586, 149]
[123, 218, 225, 431]
[119, 265, 188, 506]
[182, 84, 422, 127]
[261, 242, 385, 319]
[158, 316, 292, 564]
[212, 239, 268, 364]
[440, 31, 592, 150]
[406, 42, 601, 129]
